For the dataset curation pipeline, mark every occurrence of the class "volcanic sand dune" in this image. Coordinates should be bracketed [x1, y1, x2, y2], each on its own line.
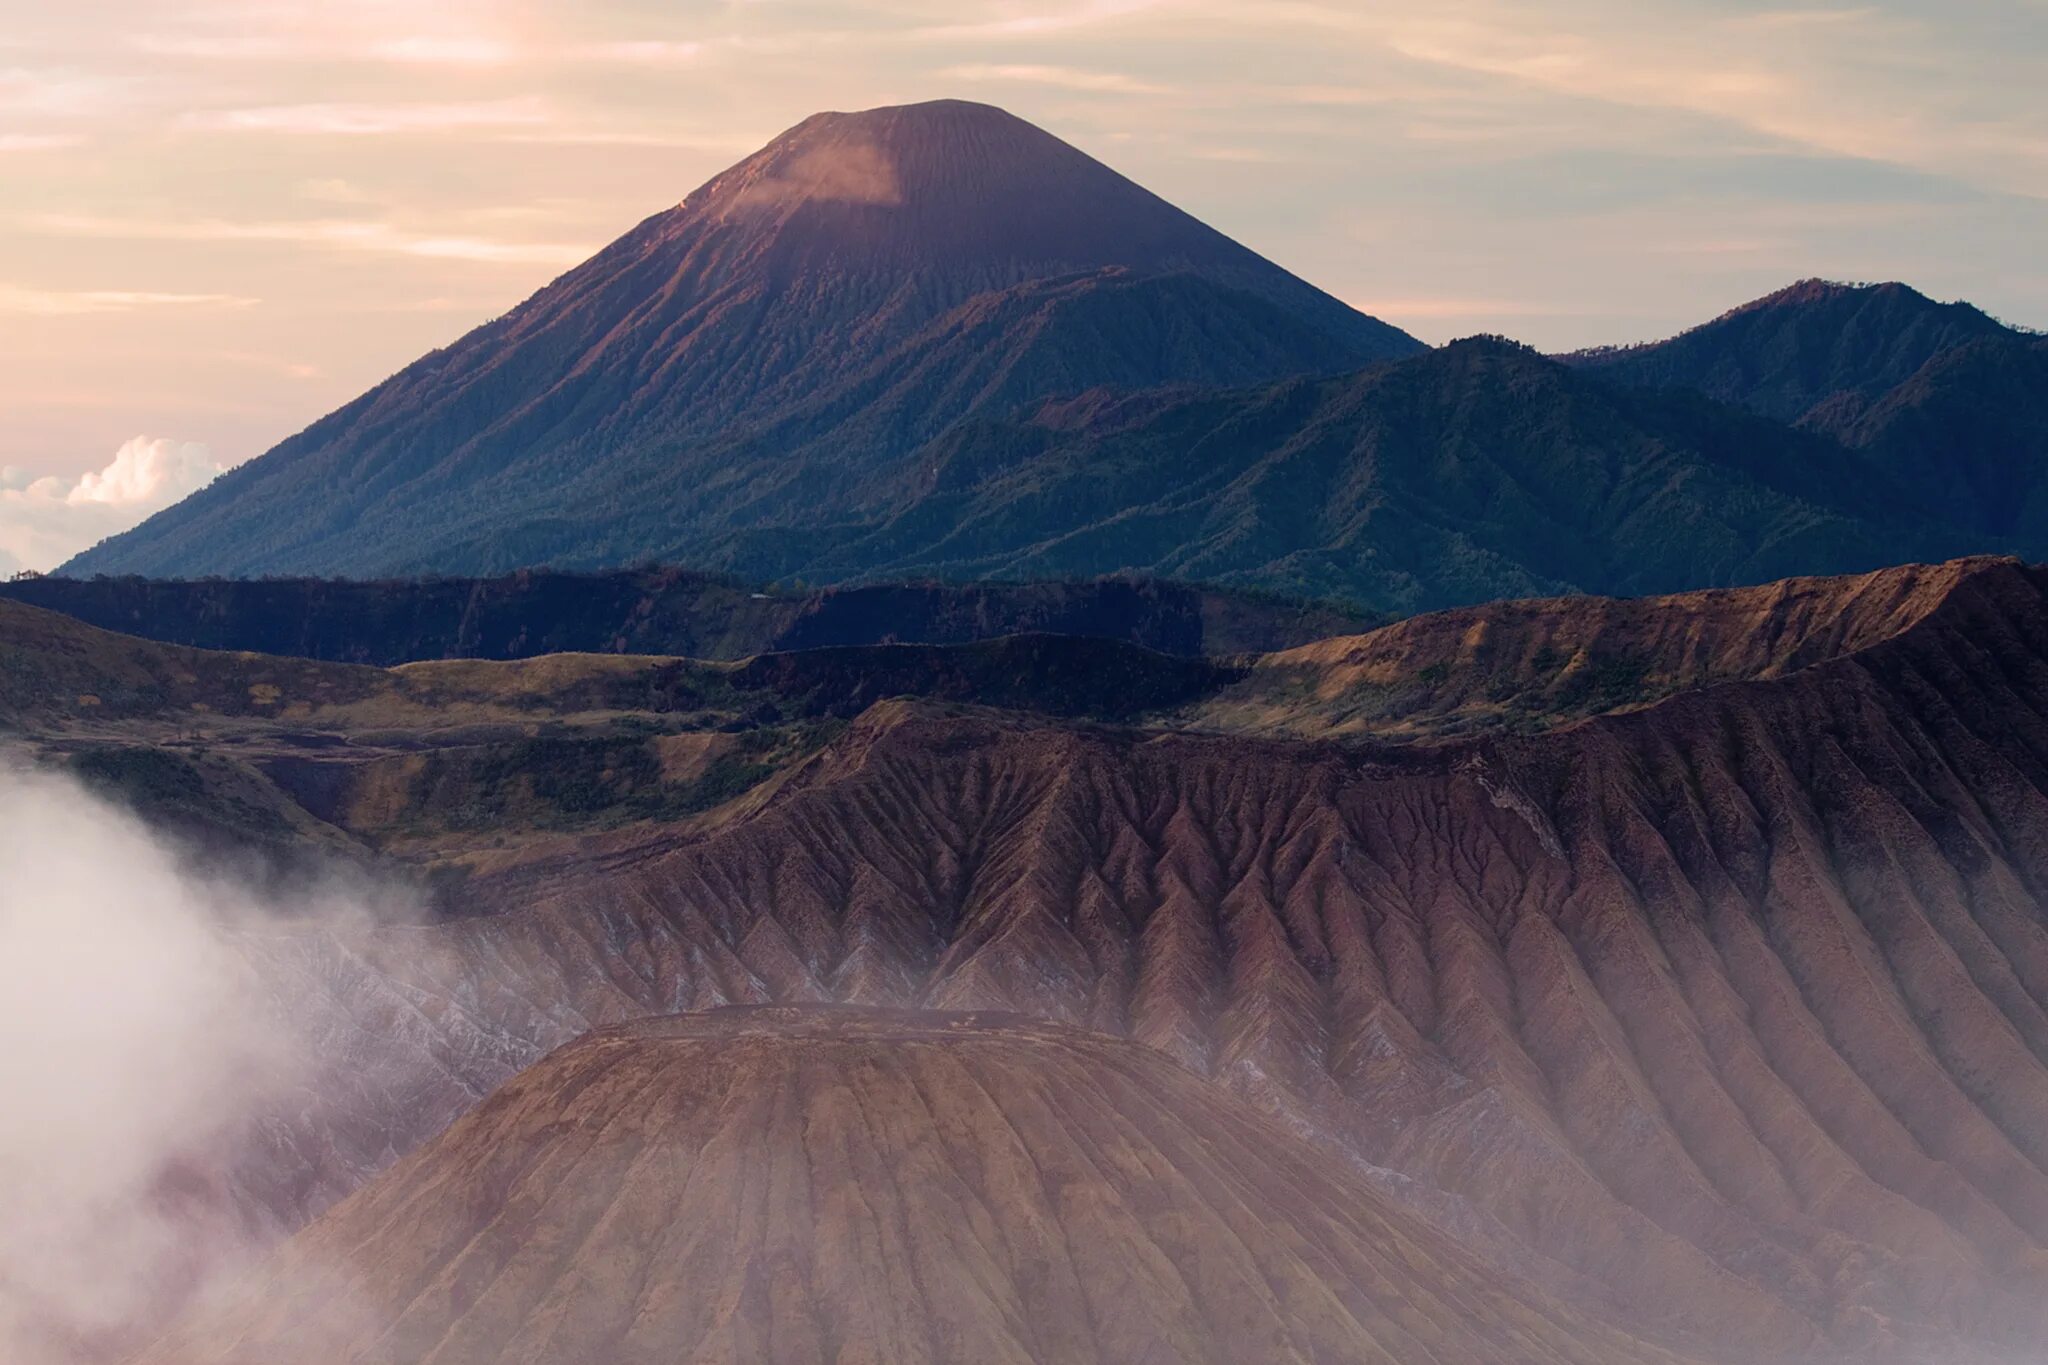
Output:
[132, 1008, 1703, 1365]
[210, 557, 2048, 1364]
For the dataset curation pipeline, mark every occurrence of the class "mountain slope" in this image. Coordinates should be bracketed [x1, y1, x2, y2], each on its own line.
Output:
[687, 338, 2000, 614]
[64, 100, 1417, 580]
[1570, 281, 2048, 564]
[1194, 558, 1988, 739]
[1567, 279, 2022, 423]
[1807, 334, 2048, 539]
[132, 1009, 1703, 1365]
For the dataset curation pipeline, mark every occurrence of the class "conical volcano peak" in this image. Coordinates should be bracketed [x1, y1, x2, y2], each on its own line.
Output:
[745, 97, 1050, 174]
[62, 98, 1420, 580]
[697, 99, 1089, 211]
[677, 97, 1265, 278]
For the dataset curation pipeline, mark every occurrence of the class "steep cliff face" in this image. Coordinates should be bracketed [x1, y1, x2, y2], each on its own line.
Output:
[132, 1009, 1704, 1365]
[182, 558, 2048, 1363]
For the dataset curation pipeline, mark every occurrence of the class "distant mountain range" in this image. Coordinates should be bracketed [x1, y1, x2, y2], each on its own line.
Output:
[692, 335, 1999, 613]
[61, 103, 2046, 613]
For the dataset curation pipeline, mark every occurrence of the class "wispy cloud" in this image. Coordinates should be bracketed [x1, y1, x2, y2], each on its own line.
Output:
[297, 177, 379, 205]
[0, 285, 258, 316]
[573, 40, 705, 65]
[0, 132, 82, 151]
[939, 63, 1170, 95]
[124, 2, 526, 68]
[130, 31, 702, 68]
[1188, 145, 1290, 163]
[23, 213, 594, 266]
[1238, 0, 2048, 198]
[915, 0, 1176, 41]
[128, 34, 299, 60]
[370, 35, 518, 66]
[0, 66, 135, 117]
[492, 127, 763, 153]
[180, 97, 551, 136]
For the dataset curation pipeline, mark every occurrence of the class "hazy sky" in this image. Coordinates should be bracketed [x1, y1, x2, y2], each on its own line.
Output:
[1, 0, 2044, 566]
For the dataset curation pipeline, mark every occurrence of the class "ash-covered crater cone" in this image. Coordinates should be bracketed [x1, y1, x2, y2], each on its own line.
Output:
[133, 1007, 1697, 1365]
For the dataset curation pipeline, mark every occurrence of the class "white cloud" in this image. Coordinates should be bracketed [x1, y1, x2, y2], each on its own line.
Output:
[0, 761, 416, 1356]
[0, 438, 228, 573]
[0, 764, 291, 1354]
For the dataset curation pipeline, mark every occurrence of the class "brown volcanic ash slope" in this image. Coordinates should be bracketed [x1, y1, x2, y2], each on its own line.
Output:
[215, 557, 2048, 1364]
[135, 1009, 1697, 1365]
[1199, 558, 1989, 740]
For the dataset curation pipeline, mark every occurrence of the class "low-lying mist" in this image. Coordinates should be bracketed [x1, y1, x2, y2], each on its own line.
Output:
[0, 760, 405, 1362]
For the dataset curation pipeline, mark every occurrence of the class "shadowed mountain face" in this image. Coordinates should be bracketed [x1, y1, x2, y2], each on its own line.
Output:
[22, 557, 2038, 1365]
[63, 99, 1416, 581]
[1566, 279, 2020, 424]
[131, 1009, 1703, 1365]
[1809, 334, 2048, 540]
[687, 337, 2002, 614]
[1571, 281, 2048, 554]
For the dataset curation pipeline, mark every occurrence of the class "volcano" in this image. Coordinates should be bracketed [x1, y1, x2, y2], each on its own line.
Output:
[130, 1009, 1700, 1365]
[65, 100, 1418, 580]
